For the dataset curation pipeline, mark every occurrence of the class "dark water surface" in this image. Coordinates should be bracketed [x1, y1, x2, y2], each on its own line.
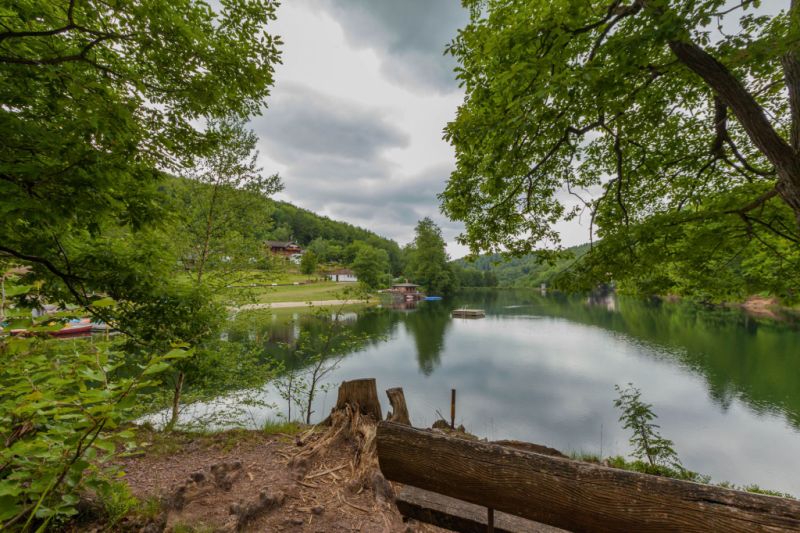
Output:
[231, 289, 800, 494]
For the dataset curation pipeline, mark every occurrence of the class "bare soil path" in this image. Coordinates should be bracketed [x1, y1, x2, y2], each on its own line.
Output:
[105, 429, 439, 532]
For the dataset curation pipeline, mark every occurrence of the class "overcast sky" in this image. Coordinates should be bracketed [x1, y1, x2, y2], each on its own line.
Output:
[252, 0, 591, 258]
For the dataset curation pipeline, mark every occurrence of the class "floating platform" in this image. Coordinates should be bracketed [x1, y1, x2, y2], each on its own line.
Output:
[451, 308, 485, 319]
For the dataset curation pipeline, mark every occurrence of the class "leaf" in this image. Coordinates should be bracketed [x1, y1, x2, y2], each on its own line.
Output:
[91, 297, 116, 308]
[142, 361, 172, 376]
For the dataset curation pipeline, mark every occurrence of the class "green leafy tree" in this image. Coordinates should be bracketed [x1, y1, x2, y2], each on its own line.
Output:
[306, 238, 331, 263]
[405, 218, 455, 295]
[351, 245, 390, 290]
[614, 384, 682, 470]
[0, 1, 281, 528]
[442, 0, 800, 301]
[300, 250, 319, 276]
[0, 0, 281, 316]
[175, 119, 282, 286]
[0, 296, 190, 530]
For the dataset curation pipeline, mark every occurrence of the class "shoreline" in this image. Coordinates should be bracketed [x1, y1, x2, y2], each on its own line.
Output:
[235, 298, 377, 310]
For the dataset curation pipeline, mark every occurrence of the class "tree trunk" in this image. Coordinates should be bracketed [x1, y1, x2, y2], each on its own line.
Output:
[334, 378, 382, 421]
[385, 387, 411, 425]
[167, 371, 185, 431]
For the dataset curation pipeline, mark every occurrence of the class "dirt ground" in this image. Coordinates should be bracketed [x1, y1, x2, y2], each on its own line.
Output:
[100, 428, 442, 532]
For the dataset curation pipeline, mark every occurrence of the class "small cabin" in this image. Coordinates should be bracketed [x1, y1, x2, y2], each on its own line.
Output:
[328, 268, 358, 283]
[265, 240, 302, 257]
[391, 282, 420, 294]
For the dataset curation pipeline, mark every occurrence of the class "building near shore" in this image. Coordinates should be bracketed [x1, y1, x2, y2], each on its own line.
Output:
[328, 268, 358, 282]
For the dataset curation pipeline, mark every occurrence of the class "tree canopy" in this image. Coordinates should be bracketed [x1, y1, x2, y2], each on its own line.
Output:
[351, 244, 391, 289]
[442, 0, 800, 302]
[0, 0, 281, 313]
[405, 218, 456, 295]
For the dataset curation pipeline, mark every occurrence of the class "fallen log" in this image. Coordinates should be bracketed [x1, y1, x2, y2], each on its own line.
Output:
[377, 422, 800, 533]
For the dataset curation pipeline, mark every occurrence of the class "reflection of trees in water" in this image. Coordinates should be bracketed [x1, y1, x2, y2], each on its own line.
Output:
[227, 308, 402, 373]
[402, 302, 451, 375]
[485, 289, 800, 429]
[226, 293, 800, 431]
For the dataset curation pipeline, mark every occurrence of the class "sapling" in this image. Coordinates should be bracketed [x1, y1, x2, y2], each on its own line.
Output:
[613, 383, 682, 470]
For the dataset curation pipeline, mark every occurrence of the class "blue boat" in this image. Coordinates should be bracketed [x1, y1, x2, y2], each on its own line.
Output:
[424, 296, 443, 301]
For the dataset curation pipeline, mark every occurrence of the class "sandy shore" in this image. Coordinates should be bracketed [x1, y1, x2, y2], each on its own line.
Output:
[237, 299, 373, 310]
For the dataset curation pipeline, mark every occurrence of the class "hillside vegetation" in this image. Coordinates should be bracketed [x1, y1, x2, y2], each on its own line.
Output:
[455, 244, 591, 288]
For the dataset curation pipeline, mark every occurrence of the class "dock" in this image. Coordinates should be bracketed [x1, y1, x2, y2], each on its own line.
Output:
[451, 308, 485, 319]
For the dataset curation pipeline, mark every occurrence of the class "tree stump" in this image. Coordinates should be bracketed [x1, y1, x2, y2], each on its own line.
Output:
[335, 378, 383, 421]
[386, 387, 411, 426]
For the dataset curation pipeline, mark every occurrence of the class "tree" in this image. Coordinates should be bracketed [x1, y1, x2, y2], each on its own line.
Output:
[351, 245, 390, 290]
[176, 120, 282, 286]
[0, 0, 281, 316]
[442, 1, 800, 301]
[0, 2, 281, 526]
[405, 218, 455, 295]
[300, 250, 319, 275]
[614, 384, 682, 470]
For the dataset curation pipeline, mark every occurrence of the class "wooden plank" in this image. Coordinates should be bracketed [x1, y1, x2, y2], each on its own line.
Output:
[396, 486, 566, 533]
[377, 422, 800, 533]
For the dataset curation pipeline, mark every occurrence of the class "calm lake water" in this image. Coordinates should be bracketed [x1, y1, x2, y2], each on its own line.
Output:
[221, 289, 800, 494]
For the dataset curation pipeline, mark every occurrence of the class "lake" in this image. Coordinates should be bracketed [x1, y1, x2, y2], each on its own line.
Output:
[220, 289, 800, 494]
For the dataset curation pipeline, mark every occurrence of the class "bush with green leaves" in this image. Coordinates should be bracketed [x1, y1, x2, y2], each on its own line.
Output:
[0, 329, 189, 531]
[613, 383, 682, 471]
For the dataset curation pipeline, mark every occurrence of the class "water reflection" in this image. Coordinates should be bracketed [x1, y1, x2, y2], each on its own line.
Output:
[229, 292, 800, 431]
[216, 290, 800, 492]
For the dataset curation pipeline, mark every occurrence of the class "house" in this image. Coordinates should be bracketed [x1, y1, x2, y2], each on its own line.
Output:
[328, 268, 358, 283]
[391, 282, 420, 294]
[265, 240, 302, 257]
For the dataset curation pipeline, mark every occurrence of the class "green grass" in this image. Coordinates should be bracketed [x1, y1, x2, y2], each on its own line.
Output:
[569, 452, 795, 498]
[262, 418, 305, 435]
[247, 281, 357, 303]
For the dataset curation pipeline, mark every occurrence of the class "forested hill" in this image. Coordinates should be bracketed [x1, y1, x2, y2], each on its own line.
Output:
[455, 243, 591, 288]
[165, 176, 403, 273]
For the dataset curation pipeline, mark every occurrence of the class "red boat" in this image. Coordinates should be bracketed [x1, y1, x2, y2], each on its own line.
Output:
[50, 324, 93, 337]
[50, 319, 93, 337]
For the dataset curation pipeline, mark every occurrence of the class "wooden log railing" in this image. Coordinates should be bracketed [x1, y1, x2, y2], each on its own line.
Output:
[377, 421, 800, 532]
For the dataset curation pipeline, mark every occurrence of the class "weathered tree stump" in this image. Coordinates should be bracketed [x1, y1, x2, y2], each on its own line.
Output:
[385, 387, 411, 425]
[335, 378, 383, 421]
[292, 378, 392, 501]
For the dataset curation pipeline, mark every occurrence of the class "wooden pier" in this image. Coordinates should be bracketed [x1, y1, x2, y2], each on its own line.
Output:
[451, 308, 485, 319]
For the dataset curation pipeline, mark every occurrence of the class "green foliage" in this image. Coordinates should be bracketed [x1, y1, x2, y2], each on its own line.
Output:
[604, 456, 705, 483]
[96, 481, 139, 529]
[574, 453, 793, 498]
[273, 303, 385, 423]
[453, 244, 591, 288]
[262, 419, 304, 436]
[0, 329, 188, 530]
[169, 119, 283, 289]
[0, 2, 285, 528]
[268, 203, 403, 274]
[442, 0, 800, 302]
[1, 0, 281, 313]
[405, 218, 455, 295]
[613, 384, 682, 470]
[351, 245, 391, 290]
[300, 251, 318, 276]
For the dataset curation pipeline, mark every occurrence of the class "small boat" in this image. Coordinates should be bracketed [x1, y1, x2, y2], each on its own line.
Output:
[50, 318, 93, 337]
[424, 296, 443, 301]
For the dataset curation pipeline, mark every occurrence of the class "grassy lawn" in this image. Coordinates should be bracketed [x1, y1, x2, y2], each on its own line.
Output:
[250, 281, 355, 303]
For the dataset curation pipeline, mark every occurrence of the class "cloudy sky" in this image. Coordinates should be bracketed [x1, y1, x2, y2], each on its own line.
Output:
[252, 0, 589, 258]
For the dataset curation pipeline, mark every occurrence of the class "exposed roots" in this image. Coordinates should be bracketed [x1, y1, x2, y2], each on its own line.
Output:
[290, 403, 394, 503]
